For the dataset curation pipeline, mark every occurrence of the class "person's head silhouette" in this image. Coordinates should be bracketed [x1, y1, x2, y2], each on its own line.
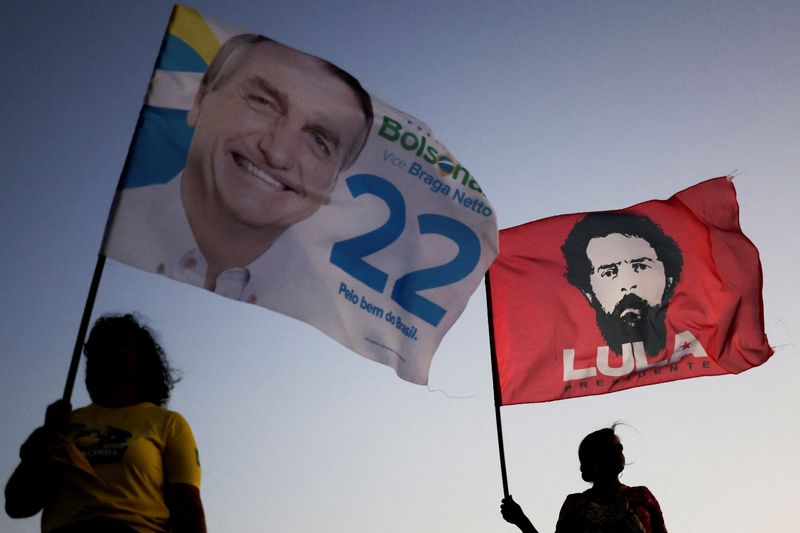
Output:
[83, 313, 179, 407]
[578, 427, 626, 483]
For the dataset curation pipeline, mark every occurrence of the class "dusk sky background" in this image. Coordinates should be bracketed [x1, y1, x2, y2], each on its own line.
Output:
[2, 1, 799, 532]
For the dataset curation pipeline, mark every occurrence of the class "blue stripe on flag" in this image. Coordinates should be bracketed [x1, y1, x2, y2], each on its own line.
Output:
[156, 34, 208, 72]
[119, 106, 193, 189]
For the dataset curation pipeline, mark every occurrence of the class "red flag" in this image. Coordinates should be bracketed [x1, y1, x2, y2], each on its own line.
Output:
[488, 177, 772, 405]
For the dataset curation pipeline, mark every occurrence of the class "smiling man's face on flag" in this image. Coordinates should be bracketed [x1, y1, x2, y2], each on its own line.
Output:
[185, 38, 369, 230]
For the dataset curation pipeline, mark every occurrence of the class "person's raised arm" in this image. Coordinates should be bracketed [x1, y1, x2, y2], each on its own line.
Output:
[501, 495, 539, 533]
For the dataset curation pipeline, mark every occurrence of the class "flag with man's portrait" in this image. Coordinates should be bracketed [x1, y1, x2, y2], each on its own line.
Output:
[101, 4, 498, 385]
[487, 177, 772, 405]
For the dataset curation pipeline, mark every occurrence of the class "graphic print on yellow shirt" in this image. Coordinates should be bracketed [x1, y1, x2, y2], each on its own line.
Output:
[42, 403, 201, 533]
[72, 425, 133, 464]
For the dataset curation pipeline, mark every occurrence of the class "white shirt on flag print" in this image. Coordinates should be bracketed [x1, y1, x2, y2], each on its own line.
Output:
[105, 173, 280, 304]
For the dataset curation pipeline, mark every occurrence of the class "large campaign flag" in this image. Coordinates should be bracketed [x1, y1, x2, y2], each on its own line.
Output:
[102, 5, 498, 384]
[488, 177, 772, 404]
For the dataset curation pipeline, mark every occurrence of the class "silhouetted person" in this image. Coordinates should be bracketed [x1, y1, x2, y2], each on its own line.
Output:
[5, 314, 206, 533]
[501, 426, 668, 532]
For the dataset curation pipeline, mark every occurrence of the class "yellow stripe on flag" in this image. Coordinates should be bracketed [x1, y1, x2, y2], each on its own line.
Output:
[168, 4, 221, 65]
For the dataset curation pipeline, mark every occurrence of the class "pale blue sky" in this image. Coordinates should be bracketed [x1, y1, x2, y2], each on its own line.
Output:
[2, 2, 799, 532]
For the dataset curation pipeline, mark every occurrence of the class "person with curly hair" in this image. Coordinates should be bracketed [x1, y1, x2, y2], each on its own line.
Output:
[5, 313, 206, 533]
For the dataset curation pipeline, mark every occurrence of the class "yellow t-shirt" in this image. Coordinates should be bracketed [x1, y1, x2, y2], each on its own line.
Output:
[42, 402, 201, 533]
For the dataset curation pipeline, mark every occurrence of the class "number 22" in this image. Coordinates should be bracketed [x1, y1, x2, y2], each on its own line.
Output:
[330, 173, 480, 327]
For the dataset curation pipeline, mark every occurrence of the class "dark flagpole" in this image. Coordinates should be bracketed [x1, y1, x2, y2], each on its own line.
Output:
[62, 254, 107, 402]
[485, 272, 510, 497]
[60, 7, 177, 404]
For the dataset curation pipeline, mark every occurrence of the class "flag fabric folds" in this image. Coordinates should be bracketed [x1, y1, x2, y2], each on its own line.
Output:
[488, 177, 772, 405]
[102, 5, 498, 384]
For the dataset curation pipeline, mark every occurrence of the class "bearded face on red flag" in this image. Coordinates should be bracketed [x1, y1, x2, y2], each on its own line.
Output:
[489, 177, 773, 405]
[561, 213, 683, 359]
